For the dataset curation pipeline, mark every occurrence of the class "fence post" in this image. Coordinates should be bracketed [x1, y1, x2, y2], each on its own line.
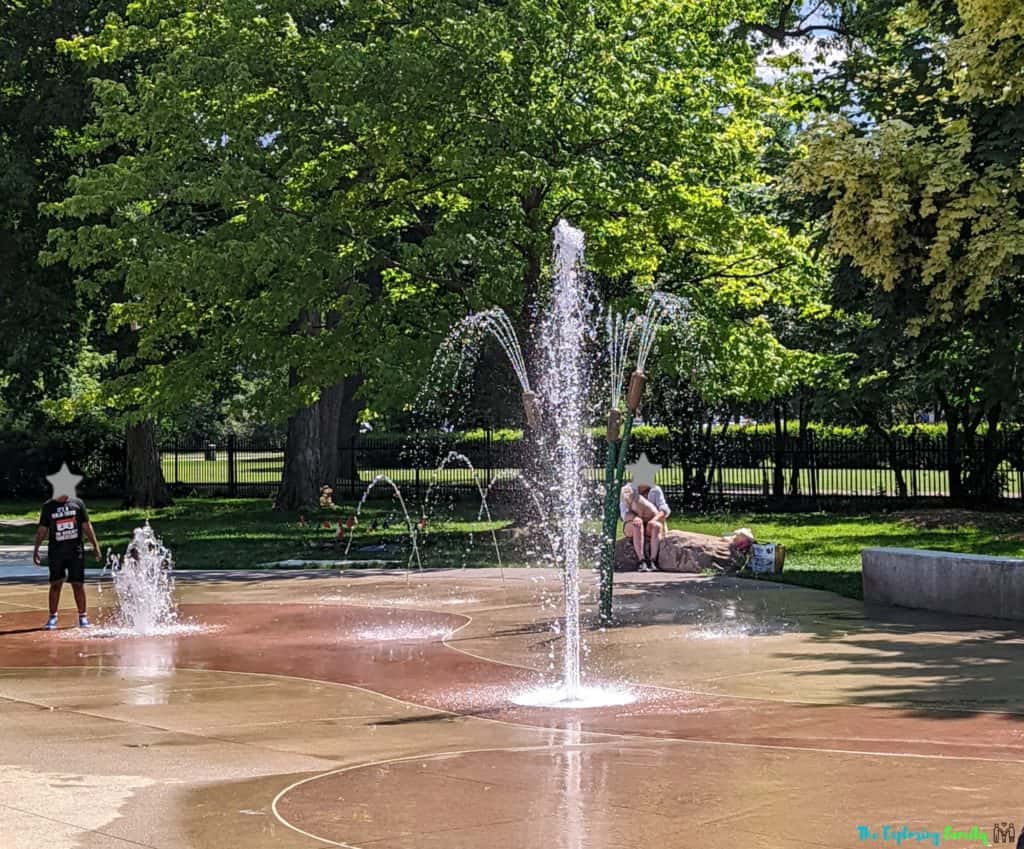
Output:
[486, 427, 493, 486]
[349, 435, 357, 499]
[174, 439, 179, 485]
[809, 431, 818, 501]
[227, 435, 237, 496]
[415, 454, 421, 499]
[911, 434, 918, 499]
[1019, 448, 1024, 504]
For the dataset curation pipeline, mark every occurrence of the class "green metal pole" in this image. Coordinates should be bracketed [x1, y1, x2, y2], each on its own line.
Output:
[599, 410, 636, 623]
[599, 439, 619, 623]
[615, 412, 636, 488]
[599, 368, 646, 623]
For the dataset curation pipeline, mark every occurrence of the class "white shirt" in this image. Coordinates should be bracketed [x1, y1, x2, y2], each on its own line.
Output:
[620, 484, 671, 521]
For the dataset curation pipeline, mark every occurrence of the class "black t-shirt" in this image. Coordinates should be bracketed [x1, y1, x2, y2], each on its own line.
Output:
[38, 497, 90, 559]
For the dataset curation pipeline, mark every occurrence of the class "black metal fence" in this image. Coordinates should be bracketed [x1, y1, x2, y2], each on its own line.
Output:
[159, 429, 1024, 507]
[159, 435, 287, 496]
[158, 433, 528, 498]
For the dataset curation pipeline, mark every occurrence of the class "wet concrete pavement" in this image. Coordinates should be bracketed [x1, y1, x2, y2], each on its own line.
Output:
[0, 568, 1021, 848]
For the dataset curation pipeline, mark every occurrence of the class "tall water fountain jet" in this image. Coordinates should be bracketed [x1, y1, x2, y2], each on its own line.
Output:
[105, 522, 177, 635]
[535, 220, 594, 702]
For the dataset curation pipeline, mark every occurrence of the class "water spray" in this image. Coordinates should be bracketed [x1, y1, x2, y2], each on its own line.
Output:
[105, 522, 177, 635]
[345, 474, 422, 573]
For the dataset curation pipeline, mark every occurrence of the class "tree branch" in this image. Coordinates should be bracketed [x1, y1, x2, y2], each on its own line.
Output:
[688, 261, 791, 284]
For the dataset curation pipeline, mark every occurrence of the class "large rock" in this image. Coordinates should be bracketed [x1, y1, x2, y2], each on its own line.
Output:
[614, 530, 746, 573]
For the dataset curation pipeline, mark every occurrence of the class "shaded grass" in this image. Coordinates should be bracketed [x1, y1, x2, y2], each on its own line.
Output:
[0, 498, 512, 571]
[4, 499, 1023, 600]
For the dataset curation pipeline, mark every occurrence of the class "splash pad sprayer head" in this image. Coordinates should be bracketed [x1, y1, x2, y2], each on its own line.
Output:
[626, 370, 646, 413]
[522, 389, 541, 430]
[606, 408, 622, 442]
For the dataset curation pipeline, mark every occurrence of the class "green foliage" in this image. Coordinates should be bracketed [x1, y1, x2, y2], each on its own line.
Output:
[778, 0, 1024, 501]
[41, 0, 823, 426]
[788, 0, 1024, 327]
[460, 428, 524, 444]
[0, 0, 126, 418]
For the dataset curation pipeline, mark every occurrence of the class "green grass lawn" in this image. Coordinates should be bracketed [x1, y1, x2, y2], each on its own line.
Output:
[667, 511, 1024, 599]
[0, 498, 515, 573]
[160, 453, 525, 487]
[4, 497, 1024, 601]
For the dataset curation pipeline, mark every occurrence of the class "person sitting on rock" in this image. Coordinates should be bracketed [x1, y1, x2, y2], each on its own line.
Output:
[620, 482, 670, 572]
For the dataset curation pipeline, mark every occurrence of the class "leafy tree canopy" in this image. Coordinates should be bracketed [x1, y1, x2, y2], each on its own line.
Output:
[788, 0, 1024, 329]
[44, 0, 823, 424]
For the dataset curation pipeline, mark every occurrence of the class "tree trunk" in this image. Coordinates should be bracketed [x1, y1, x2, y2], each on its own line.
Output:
[788, 396, 810, 497]
[518, 241, 546, 486]
[861, 412, 909, 500]
[700, 414, 723, 502]
[318, 379, 346, 489]
[517, 244, 543, 443]
[939, 392, 965, 504]
[275, 376, 322, 511]
[337, 375, 365, 488]
[975, 403, 1003, 503]
[124, 418, 173, 508]
[317, 311, 346, 489]
[888, 436, 908, 499]
[517, 186, 547, 395]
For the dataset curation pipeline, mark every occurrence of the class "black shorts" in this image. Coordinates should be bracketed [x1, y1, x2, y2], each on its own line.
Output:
[49, 552, 86, 583]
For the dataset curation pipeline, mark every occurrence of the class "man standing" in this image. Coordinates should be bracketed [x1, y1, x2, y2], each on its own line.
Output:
[32, 463, 102, 630]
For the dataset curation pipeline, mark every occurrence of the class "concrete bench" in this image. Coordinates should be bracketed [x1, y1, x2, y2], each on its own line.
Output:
[862, 547, 1024, 621]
